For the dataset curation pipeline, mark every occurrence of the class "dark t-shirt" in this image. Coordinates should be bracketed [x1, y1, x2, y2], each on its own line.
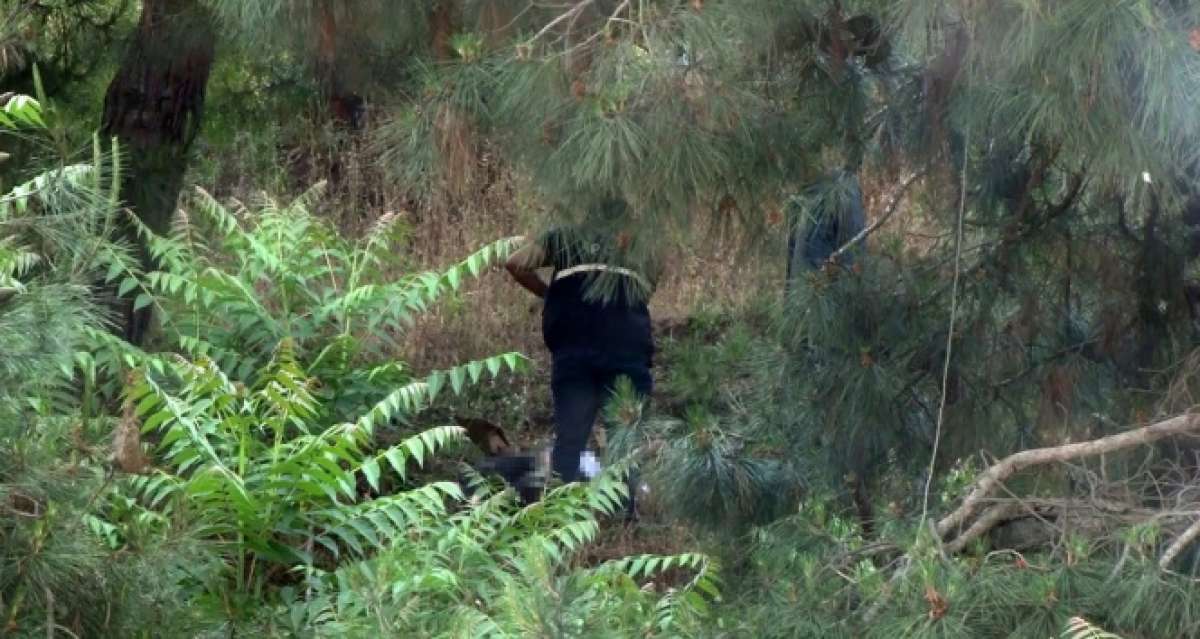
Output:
[538, 227, 655, 363]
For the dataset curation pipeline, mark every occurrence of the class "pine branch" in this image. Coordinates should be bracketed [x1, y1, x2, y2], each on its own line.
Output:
[826, 166, 927, 264]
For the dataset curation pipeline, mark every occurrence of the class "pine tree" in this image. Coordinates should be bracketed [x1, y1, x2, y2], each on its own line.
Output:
[369, 0, 1200, 520]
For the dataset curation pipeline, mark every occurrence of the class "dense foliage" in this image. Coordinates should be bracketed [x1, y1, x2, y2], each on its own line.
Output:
[0, 96, 714, 637]
[6, 0, 1200, 637]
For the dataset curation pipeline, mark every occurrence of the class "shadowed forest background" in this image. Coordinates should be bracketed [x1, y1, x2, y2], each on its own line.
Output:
[4, 1, 1200, 637]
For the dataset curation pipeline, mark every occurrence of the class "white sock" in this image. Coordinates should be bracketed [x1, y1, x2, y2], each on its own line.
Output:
[579, 450, 601, 479]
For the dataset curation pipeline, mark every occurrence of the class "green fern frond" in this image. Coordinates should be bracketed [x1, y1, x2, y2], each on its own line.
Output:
[188, 186, 241, 237]
[0, 239, 40, 279]
[355, 352, 528, 434]
[309, 481, 462, 559]
[0, 93, 44, 128]
[0, 163, 98, 217]
[358, 424, 467, 485]
[1064, 617, 1125, 639]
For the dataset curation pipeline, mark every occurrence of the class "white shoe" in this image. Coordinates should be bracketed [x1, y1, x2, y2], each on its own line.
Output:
[579, 450, 601, 479]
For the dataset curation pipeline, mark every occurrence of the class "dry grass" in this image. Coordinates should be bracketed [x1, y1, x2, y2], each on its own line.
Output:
[216, 117, 906, 448]
[200, 116, 926, 577]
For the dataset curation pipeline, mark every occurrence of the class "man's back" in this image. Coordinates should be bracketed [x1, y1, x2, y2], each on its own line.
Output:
[538, 226, 654, 361]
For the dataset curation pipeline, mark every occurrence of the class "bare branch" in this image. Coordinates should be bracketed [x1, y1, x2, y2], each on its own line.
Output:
[525, 0, 596, 47]
[942, 496, 1166, 556]
[937, 412, 1200, 540]
[943, 502, 1024, 554]
[827, 167, 927, 264]
[1160, 516, 1200, 570]
[573, 0, 631, 51]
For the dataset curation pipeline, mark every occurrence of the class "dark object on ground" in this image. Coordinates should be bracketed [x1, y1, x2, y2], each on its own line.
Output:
[457, 415, 638, 520]
[457, 416, 545, 505]
[330, 93, 365, 130]
[475, 453, 543, 505]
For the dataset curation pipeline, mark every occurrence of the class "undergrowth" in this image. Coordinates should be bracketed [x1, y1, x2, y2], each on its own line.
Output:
[1, 95, 718, 637]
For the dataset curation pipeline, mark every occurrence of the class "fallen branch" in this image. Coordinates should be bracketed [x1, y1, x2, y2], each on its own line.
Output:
[937, 412, 1200, 540]
[1159, 516, 1200, 570]
[944, 497, 1163, 555]
[943, 502, 1024, 555]
[865, 412, 1200, 623]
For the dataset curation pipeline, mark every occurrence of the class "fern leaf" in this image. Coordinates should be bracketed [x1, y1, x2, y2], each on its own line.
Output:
[1063, 617, 1125, 639]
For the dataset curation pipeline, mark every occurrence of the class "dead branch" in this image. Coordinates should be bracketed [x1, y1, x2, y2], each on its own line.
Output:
[574, 0, 632, 51]
[112, 370, 149, 474]
[936, 412, 1200, 540]
[1160, 516, 1200, 570]
[827, 166, 927, 264]
[946, 497, 1168, 555]
[525, 0, 596, 47]
[865, 412, 1200, 623]
[944, 502, 1024, 554]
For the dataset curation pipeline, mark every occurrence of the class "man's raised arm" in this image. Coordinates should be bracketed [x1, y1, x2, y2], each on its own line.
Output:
[505, 235, 550, 298]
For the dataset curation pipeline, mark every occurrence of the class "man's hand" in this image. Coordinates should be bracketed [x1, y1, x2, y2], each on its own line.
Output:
[505, 236, 550, 298]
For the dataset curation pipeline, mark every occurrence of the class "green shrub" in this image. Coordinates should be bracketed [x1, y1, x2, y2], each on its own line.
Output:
[273, 474, 719, 637]
[96, 344, 521, 623]
[78, 346, 718, 635]
[81, 181, 518, 425]
[1, 94, 205, 638]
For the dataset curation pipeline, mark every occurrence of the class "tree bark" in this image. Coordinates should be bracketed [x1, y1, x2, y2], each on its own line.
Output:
[314, 0, 363, 128]
[100, 0, 215, 345]
[429, 1, 458, 60]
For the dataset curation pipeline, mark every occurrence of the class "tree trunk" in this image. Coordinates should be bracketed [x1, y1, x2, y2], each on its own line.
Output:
[314, 0, 363, 128]
[100, 0, 215, 345]
[429, 1, 458, 60]
[316, 0, 339, 96]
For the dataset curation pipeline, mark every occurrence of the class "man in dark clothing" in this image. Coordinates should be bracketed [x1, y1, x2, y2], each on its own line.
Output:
[505, 197, 656, 506]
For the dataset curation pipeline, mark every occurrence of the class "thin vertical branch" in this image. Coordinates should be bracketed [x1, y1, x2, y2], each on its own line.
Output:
[921, 129, 969, 523]
[45, 586, 54, 639]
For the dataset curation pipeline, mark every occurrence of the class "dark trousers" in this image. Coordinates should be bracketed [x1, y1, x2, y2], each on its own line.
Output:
[550, 351, 652, 485]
